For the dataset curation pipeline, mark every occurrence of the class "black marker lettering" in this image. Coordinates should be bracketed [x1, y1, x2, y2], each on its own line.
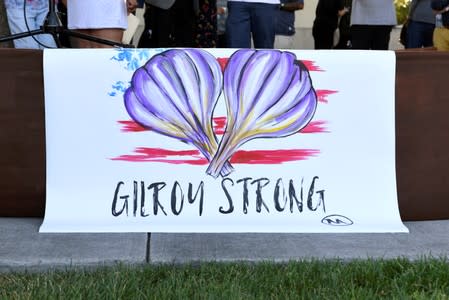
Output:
[237, 177, 252, 214]
[307, 176, 325, 212]
[188, 182, 204, 216]
[148, 182, 167, 216]
[112, 181, 129, 217]
[140, 181, 149, 217]
[274, 178, 287, 212]
[252, 178, 270, 213]
[133, 181, 138, 217]
[220, 178, 234, 214]
[289, 179, 303, 213]
[171, 181, 184, 216]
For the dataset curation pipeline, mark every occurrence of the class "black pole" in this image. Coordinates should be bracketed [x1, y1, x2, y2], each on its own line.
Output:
[45, 0, 63, 28]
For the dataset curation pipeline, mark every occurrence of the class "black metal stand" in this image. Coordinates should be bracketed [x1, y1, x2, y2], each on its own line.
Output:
[0, 0, 133, 48]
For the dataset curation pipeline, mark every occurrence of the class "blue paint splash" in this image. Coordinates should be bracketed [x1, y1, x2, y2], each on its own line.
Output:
[109, 49, 165, 97]
[108, 81, 127, 97]
[111, 49, 151, 71]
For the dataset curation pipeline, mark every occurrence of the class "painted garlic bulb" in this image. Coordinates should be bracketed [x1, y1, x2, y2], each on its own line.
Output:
[124, 49, 233, 175]
[206, 49, 317, 178]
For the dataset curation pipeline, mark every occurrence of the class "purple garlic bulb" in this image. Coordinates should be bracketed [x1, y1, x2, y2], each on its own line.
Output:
[206, 49, 317, 178]
[124, 48, 233, 175]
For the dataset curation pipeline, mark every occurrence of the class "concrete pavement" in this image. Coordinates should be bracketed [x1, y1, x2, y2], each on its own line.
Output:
[1, 218, 449, 272]
[151, 221, 448, 263]
[0, 218, 147, 272]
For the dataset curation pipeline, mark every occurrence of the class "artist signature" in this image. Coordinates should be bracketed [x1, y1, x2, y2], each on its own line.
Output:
[321, 214, 353, 226]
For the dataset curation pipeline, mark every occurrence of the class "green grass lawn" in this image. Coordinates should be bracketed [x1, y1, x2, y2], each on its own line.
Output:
[1, 258, 449, 299]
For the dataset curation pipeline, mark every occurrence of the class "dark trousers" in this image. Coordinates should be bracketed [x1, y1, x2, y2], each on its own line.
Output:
[406, 20, 435, 49]
[312, 23, 336, 49]
[225, 1, 277, 49]
[138, 0, 196, 48]
[350, 25, 393, 50]
[217, 33, 227, 48]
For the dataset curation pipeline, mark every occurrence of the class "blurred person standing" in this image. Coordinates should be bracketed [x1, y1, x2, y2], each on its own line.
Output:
[217, 0, 228, 47]
[350, 0, 397, 50]
[274, 0, 303, 49]
[334, 0, 352, 49]
[65, 0, 138, 48]
[5, 0, 56, 48]
[226, 0, 280, 49]
[312, 0, 348, 49]
[406, 0, 435, 48]
[138, 0, 199, 47]
[431, 0, 449, 50]
[195, 0, 217, 47]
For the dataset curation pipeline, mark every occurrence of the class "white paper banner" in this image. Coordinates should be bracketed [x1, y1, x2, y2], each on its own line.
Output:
[40, 48, 408, 233]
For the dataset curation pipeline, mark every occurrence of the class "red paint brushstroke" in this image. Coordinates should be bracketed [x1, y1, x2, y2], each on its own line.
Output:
[212, 116, 227, 134]
[213, 118, 328, 135]
[217, 57, 322, 72]
[217, 57, 228, 72]
[112, 148, 207, 164]
[301, 60, 323, 72]
[300, 120, 329, 133]
[118, 120, 146, 132]
[229, 149, 320, 164]
[115, 156, 207, 165]
[112, 147, 319, 164]
[132, 147, 200, 157]
[316, 89, 338, 103]
[118, 119, 225, 133]
[119, 117, 328, 134]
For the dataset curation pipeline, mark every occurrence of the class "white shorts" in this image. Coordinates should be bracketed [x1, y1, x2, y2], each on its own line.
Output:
[67, 0, 128, 30]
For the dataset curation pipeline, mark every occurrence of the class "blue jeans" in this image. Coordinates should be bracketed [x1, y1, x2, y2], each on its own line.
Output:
[406, 20, 435, 49]
[226, 1, 277, 49]
[6, 3, 57, 49]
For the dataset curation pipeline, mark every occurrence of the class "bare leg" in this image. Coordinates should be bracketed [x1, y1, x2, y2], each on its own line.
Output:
[70, 28, 124, 48]
[89, 28, 124, 48]
[70, 29, 91, 48]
